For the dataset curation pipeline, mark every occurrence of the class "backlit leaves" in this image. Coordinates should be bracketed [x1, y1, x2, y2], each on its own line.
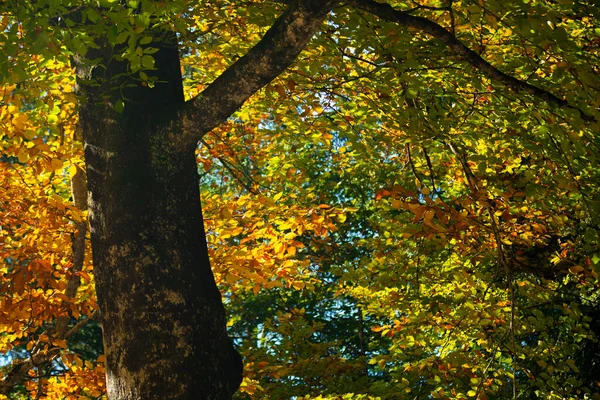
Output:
[1, 0, 600, 398]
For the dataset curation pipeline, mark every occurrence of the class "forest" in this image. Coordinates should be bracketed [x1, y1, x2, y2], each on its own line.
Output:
[0, 0, 599, 399]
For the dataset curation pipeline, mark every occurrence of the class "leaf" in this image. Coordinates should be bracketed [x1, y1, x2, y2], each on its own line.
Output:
[17, 147, 29, 163]
[115, 100, 125, 113]
[86, 9, 100, 23]
[50, 158, 63, 171]
[107, 25, 119, 46]
[141, 55, 155, 69]
[566, 359, 580, 373]
[291, 281, 305, 290]
[115, 31, 129, 45]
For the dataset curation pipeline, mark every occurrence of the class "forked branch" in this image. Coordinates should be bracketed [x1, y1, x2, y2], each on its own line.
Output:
[183, 0, 338, 146]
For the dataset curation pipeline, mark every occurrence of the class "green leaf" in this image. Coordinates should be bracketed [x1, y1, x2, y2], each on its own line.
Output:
[86, 9, 100, 23]
[136, 13, 151, 29]
[115, 31, 129, 45]
[114, 100, 125, 113]
[141, 55, 155, 69]
[107, 25, 118, 46]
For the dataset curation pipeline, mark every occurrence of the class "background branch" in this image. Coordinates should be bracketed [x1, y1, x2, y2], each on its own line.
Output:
[345, 0, 597, 122]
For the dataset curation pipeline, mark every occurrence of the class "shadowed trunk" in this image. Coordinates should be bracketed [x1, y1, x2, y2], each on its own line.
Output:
[73, 1, 335, 397]
[75, 31, 242, 400]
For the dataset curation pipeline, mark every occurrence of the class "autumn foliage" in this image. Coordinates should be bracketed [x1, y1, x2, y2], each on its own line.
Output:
[1, 0, 600, 399]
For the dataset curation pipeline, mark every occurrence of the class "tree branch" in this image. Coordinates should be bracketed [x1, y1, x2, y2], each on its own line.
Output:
[56, 124, 88, 338]
[345, 0, 596, 122]
[182, 0, 337, 146]
[0, 312, 98, 395]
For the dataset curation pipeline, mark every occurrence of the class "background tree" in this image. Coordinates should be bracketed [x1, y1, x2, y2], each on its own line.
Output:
[1, 0, 599, 399]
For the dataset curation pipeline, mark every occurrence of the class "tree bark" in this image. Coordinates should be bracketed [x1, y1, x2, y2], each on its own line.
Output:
[75, 32, 242, 399]
[73, 1, 334, 398]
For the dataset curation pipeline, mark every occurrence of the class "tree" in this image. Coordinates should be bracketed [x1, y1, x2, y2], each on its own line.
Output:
[0, 0, 599, 399]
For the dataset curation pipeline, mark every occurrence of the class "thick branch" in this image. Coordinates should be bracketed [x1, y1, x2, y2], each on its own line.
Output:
[346, 0, 596, 122]
[55, 163, 88, 338]
[182, 0, 336, 145]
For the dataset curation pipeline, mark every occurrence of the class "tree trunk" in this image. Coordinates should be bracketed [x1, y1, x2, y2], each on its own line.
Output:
[75, 31, 242, 400]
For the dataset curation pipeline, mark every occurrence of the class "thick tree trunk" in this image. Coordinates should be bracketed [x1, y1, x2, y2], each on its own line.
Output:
[75, 32, 242, 399]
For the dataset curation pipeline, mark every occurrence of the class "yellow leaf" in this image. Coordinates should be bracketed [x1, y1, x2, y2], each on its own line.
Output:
[23, 129, 36, 140]
[569, 265, 585, 274]
[291, 281, 305, 290]
[17, 147, 29, 163]
[275, 84, 286, 97]
[13, 114, 28, 130]
[273, 241, 283, 255]
[50, 158, 63, 171]
[423, 210, 435, 224]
